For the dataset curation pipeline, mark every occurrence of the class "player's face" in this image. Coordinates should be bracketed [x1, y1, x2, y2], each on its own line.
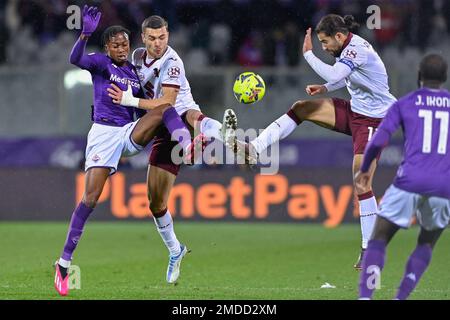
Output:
[105, 33, 130, 64]
[142, 27, 169, 59]
[317, 32, 343, 57]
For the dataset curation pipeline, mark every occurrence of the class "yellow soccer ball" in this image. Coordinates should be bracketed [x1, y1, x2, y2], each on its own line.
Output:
[233, 72, 266, 104]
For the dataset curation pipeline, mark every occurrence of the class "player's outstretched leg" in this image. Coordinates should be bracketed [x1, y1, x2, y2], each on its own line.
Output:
[184, 133, 207, 164]
[183, 109, 234, 163]
[186, 109, 225, 143]
[235, 98, 335, 163]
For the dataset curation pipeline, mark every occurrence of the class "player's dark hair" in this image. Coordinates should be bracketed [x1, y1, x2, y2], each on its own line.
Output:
[315, 14, 360, 36]
[141, 15, 169, 32]
[418, 54, 448, 86]
[101, 25, 131, 46]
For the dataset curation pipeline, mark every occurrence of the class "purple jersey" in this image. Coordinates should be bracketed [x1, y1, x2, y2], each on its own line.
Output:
[71, 42, 145, 126]
[362, 87, 450, 198]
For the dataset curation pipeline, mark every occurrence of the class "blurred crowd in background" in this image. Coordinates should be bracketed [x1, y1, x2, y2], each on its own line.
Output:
[1, 0, 450, 68]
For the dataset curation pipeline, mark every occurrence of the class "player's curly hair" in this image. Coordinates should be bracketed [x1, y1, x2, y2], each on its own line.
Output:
[141, 15, 168, 32]
[315, 14, 360, 36]
[101, 25, 131, 46]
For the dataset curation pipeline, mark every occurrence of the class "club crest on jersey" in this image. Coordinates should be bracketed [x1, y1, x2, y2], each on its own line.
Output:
[153, 68, 160, 78]
[344, 49, 357, 59]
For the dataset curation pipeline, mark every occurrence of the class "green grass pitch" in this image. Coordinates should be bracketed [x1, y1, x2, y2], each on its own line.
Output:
[0, 222, 449, 300]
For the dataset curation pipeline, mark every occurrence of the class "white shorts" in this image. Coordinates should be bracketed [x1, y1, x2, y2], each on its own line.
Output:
[85, 120, 143, 175]
[379, 185, 450, 230]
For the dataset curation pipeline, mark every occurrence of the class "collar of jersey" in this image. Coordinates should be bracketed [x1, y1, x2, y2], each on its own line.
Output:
[342, 32, 353, 51]
[143, 46, 170, 68]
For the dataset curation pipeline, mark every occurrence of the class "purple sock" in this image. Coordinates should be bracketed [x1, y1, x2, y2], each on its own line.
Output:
[395, 244, 432, 300]
[358, 239, 386, 299]
[61, 202, 93, 261]
[162, 107, 191, 151]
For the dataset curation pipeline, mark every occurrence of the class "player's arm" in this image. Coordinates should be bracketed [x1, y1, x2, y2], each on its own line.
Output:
[303, 51, 352, 84]
[136, 86, 179, 110]
[69, 36, 94, 68]
[324, 79, 346, 92]
[355, 102, 402, 189]
[305, 80, 346, 96]
[107, 84, 178, 110]
[302, 28, 354, 84]
[69, 5, 101, 70]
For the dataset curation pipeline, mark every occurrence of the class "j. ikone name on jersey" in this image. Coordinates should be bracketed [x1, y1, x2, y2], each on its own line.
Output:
[109, 74, 140, 89]
[75, 172, 365, 227]
[415, 94, 450, 108]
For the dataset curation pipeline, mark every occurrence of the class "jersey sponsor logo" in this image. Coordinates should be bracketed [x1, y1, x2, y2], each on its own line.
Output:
[109, 74, 140, 89]
[338, 58, 355, 70]
[168, 67, 180, 78]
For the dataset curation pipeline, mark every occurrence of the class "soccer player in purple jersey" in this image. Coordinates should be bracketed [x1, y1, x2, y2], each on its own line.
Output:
[54, 6, 193, 296]
[356, 54, 450, 300]
[107, 16, 238, 284]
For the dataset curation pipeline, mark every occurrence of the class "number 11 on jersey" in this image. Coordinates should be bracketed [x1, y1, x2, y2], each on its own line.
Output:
[418, 109, 449, 155]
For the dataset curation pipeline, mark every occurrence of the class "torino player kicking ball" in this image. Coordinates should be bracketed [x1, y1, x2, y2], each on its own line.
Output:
[233, 72, 266, 104]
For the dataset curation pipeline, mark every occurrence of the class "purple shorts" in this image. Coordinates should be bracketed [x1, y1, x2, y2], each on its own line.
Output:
[332, 98, 383, 155]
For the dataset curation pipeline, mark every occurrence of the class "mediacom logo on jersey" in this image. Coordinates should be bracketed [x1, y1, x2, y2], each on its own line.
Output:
[109, 74, 140, 89]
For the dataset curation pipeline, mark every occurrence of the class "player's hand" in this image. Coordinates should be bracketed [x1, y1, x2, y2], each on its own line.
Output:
[81, 5, 101, 36]
[302, 27, 313, 54]
[107, 83, 139, 108]
[354, 171, 371, 191]
[306, 84, 327, 96]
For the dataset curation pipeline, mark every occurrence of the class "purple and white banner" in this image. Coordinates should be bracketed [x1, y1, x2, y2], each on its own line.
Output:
[0, 138, 404, 169]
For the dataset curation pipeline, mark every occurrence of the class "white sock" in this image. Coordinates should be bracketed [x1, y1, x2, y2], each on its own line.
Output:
[200, 117, 223, 141]
[250, 114, 298, 154]
[359, 195, 378, 249]
[58, 258, 71, 268]
[153, 210, 181, 256]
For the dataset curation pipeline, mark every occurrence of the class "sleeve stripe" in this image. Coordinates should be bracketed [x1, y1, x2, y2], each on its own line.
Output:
[162, 84, 181, 89]
[338, 59, 355, 71]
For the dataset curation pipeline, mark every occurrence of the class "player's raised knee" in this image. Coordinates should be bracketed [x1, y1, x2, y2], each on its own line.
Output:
[149, 203, 167, 218]
[290, 100, 312, 121]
